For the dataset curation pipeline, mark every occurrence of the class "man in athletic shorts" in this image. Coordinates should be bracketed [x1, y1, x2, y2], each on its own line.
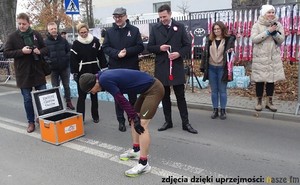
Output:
[79, 69, 164, 177]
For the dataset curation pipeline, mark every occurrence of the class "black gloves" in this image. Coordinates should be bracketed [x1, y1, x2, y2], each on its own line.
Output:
[133, 116, 144, 135]
[73, 73, 79, 83]
[270, 31, 277, 36]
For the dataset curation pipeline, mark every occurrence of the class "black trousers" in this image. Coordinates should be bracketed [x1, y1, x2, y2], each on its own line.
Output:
[115, 92, 137, 123]
[162, 84, 189, 125]
[255, 82, 274, 97]
[76, 82, 99, 121]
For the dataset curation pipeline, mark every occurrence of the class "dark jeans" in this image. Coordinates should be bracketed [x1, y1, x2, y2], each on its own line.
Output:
[162, 84, 189, 125]
[51, 67, 71, 101]
[115, 92, 137, 123]
[76, 82, 99, 121]
[21, 84, 47, 124]
[256, 82, 274, 97]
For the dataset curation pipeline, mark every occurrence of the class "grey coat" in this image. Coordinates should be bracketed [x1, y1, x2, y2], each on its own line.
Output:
[250, 15, 285, 82]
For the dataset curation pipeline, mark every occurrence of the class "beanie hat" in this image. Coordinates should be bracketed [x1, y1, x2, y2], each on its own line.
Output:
[261, 4, 275, 16]
[79, 73, 96, 93]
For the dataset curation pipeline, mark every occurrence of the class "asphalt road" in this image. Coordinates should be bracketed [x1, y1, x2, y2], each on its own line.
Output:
[0, 85, 299, 185]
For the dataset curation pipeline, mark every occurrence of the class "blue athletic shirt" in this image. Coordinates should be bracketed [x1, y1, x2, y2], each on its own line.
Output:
[98, 69, 155, 120]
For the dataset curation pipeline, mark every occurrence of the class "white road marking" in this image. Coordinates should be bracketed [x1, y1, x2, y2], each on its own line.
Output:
[0, 118, 251, 185]
[0, 91, 19, 96]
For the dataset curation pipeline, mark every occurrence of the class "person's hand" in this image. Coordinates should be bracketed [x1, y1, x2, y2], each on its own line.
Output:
[118, 48, 126, 58]
[226, 48, 234, 53]
[22, 46, 32, 54]
[33, 47, 41, 55]
[160, 44, 171, 52]
[169, 52, 180, 61]
[133, 116, 144, 135]
[73, 73, 79, 82]
[268, 24, 277, 33]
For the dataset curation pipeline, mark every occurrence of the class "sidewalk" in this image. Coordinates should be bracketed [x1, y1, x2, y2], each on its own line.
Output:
[173, 87, 300, 123]
[1, 79, 299, 123]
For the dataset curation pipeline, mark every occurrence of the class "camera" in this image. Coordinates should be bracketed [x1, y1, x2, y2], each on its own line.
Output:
[29, 45, 40, 61]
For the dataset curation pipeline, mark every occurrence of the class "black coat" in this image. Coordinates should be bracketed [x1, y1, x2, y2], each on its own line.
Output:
[147, 19, 191, 86]
[200, 35, 236, 82]
[102, 20, 144, 70]
[70, 36, 107, 75]
[44, 34, 70, 70]
[4, 30, 48, 88]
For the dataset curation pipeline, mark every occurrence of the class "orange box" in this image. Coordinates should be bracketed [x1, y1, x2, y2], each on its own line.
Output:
[32, 87, 84, 145]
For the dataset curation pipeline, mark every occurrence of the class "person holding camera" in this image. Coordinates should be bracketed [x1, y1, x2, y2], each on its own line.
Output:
[4, 13, 48, 133]
[250, 4, 285, 112]
[70, 23, 107, 123]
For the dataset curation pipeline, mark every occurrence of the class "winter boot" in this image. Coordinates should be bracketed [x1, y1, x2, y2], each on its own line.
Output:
[211, 108, 218, 119]
[255, 97, 262, 111]
[220, 109, 227, 120]
[265, 96, 277, 112]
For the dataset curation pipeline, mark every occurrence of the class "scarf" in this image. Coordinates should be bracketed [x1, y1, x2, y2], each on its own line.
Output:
[209, 39, 225, 66]
[77, 33, 94, 44]
[18, 27, 34, 46]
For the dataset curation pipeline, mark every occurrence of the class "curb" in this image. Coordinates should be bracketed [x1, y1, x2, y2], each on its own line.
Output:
[172, 102, 300, 123]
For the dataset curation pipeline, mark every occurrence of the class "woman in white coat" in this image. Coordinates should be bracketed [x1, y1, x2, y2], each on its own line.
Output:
[250, 4, 285, 112]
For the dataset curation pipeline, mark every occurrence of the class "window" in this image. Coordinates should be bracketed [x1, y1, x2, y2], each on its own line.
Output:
[153, 1, 171, 12]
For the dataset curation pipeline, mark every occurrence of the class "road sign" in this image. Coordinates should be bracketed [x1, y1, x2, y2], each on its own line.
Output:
[65, 0, 80, 15]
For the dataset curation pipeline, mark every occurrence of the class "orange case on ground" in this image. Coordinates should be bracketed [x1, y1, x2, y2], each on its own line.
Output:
[32, 87, 84, 145]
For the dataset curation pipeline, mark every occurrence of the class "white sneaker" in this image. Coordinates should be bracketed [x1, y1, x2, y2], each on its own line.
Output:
[125, 163, 151, 177]
[119, 149, 140, 161]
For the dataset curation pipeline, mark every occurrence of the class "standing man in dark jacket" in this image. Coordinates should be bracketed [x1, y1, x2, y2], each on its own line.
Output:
[102, 7, 144, 132]
[147, 4, 197, 134]
[45, 22, 75, 110]
[4, 13, 48, 133]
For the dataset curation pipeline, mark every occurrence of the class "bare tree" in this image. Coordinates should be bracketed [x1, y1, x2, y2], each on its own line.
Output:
[177, 0, 190, 15]
[0, 0, 17, 43]
[79, 0, 94, 28]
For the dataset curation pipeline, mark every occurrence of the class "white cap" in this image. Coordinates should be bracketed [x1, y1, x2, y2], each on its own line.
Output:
[261, 4, 275, 16]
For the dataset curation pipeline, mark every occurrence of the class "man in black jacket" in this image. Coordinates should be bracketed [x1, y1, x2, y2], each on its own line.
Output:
[45, 22, 74, 110]
[102, 7, 144, 132]
[147, 4, 197, 134]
